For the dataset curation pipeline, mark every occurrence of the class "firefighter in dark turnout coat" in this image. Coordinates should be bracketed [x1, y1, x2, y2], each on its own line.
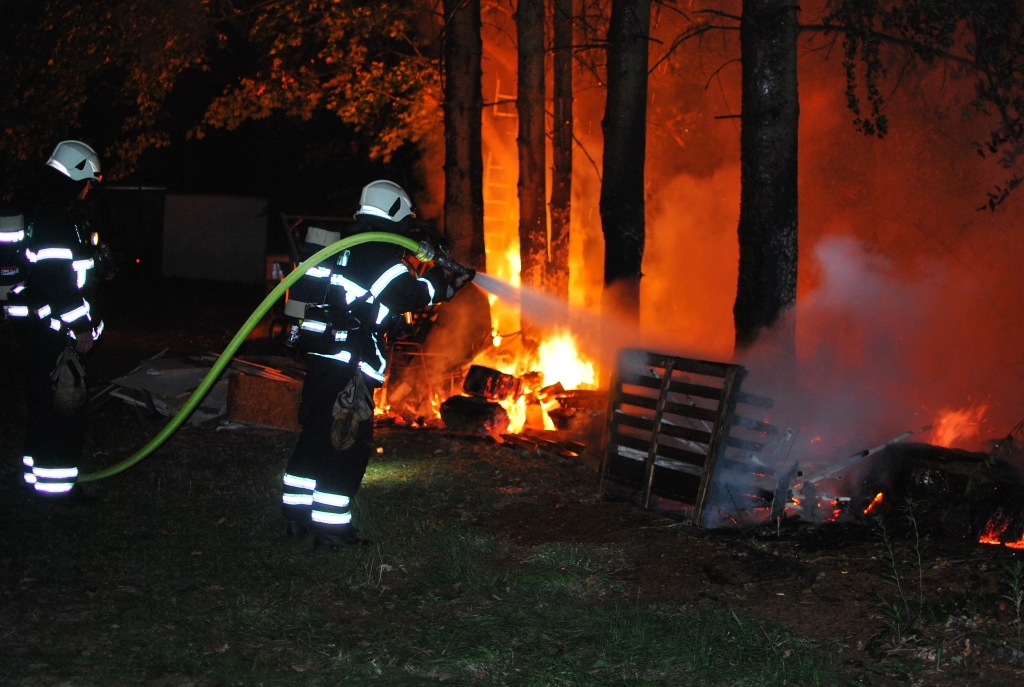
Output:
[10, 141, 104, 498]
[282, 180, 473, 549]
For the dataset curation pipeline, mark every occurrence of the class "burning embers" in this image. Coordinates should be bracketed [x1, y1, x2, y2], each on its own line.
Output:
[978, 509, 1024, 549]
[770, 429, 928, 527]
[745, 420, 1024, 544]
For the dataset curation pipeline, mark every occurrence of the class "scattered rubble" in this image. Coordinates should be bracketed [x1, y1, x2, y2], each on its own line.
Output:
[98, 349, 304, 430]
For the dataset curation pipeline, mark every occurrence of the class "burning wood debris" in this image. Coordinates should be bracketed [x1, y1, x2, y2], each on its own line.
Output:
[719, 418, 1024, 547]
[437, 364, 604, 459]
[597, 349, 1024, 546]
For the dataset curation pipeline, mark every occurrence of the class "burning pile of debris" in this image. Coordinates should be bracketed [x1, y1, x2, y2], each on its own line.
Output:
[596, 348, 1024, 547]
[436, 362, 602, 448]
[765, 430, 1024, 543]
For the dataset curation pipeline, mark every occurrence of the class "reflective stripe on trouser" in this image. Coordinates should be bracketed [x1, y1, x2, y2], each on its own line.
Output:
[282, 472, 315, 521]
[282, 356, 374, 529]
[282, 477, 354, 527]
[311, 490, 352, 526]
[21, 322, 86, 496]
[23, 455, 78, 494]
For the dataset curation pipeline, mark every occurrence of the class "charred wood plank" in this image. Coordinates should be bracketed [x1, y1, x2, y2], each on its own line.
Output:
[439, 394, 510, 435]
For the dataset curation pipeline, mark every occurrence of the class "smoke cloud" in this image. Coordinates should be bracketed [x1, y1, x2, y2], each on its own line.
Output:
[638, 3, 1024, 459]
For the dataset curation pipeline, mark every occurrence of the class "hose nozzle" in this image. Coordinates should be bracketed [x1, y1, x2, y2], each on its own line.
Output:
[417, 241, 472, 275]
[415, 240, 436, 263]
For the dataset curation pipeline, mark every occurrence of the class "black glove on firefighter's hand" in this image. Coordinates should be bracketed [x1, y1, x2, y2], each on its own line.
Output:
[452, 268, 475, 292]
[443, 268, 475, 301]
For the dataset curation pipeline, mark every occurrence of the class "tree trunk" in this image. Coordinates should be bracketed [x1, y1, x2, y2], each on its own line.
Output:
[734, 0, 799, 361]
[599, 0, 649, 323]
[516, 0, 547, 298]
[442, 0, 486, 273]
[548, 0, 573, 302]
[431, 0, 492, 379]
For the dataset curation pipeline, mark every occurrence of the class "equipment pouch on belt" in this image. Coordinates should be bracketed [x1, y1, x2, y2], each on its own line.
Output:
[296, 303, 336, 354]
[297, 299, 370, 355]
[51, 345, 87, 415]
[297, 303, 355, 354]
[330, 371, 374, 451]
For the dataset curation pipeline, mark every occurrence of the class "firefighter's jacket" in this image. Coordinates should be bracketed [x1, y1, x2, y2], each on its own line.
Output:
[10, 198, 103, 342]
[295, 219, 451, 385]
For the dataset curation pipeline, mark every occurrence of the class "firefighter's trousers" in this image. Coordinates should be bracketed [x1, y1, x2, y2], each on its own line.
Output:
[21, 322, 86, 495]
[282, 355, 374, 531]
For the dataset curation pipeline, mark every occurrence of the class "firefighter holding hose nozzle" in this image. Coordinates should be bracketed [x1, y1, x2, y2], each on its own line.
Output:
[282, 179, 473, 549]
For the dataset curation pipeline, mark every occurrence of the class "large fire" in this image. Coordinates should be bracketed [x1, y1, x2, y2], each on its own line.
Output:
[384, 3, 1024, 534]
[464, 239, 599, 433]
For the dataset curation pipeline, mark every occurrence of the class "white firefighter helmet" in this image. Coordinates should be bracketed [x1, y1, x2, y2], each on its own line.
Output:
[356, 180, 415, 222]
[46, 140, 102, 182]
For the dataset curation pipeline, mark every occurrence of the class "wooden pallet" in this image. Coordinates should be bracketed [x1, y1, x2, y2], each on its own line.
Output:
[598, 348, 780, 526]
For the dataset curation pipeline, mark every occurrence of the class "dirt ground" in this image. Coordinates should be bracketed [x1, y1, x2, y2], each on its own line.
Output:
[4, 276, 1024, 686]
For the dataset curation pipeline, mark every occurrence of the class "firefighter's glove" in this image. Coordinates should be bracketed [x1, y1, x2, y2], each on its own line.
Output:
[330, 373, 374, 451]
[73, 330, 95, 354]
[443, 268, 475, 301]
[51, 346, 87, 416]
[452, 269, 475, 292]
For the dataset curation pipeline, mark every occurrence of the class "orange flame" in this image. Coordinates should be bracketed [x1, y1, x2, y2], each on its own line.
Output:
[863, 491, 884, 516]
[470, 226, 598, 434]
[930, 402, 988, 448]
[471, 327, 597, 433]
[535, 331, 597, 391]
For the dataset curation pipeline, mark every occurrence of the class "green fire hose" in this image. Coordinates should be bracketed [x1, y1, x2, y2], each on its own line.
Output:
[78, 230, 430, 483]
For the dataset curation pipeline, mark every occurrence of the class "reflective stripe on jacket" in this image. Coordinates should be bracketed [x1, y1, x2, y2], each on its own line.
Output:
[295, 222, 448, 384]
[18, 201, 102, 340]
